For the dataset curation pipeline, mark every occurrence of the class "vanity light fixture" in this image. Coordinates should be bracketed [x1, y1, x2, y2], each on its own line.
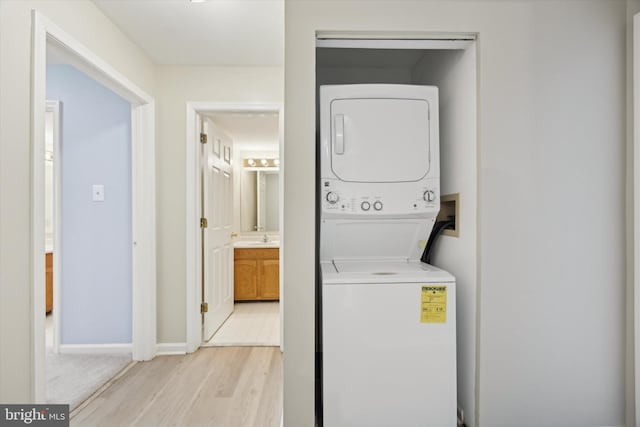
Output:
[243, 158, 279, 168]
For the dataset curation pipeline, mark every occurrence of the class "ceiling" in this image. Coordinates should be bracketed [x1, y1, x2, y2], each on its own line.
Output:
[93, 0, 284, 66]
[205, 113, 279, 151]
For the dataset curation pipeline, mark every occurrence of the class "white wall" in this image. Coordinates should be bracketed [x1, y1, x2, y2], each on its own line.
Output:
[155, 66, 283, 344]
[412, 47, 478, 426]
[0, 0, 156, 402]
[284, 1, 627, 426]
[627, 4, 640, 426]
[47, 64, 133, 345]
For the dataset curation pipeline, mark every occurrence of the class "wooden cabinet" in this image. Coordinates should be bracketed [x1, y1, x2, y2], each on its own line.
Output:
[45, 252, 53, 313]
[234, 248, 279, 301]
[234, 259, 258, 299]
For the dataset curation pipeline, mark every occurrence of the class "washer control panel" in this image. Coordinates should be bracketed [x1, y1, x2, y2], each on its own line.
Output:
[321, 179, 440, 218]
[326, 192, 340, 204]
[423, 190, 436, 202]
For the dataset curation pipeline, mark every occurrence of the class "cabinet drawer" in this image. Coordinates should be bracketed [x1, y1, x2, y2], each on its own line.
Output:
[234, 247, 279, 260]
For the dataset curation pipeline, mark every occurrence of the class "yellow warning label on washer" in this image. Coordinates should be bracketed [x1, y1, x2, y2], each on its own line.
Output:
[421, 286, 447, 323]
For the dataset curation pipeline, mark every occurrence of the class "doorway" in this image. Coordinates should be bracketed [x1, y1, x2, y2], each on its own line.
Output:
[315, 35, 478, 426]
[185, 103, 284, 354]
[199, 112, 281, 348]
[31, 11, 156, 402]
[44, 59, 137, 409]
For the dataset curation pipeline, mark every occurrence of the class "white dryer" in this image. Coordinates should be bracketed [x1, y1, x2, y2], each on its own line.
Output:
[319, 84, 441, 225]
[319, 84, 457, 427]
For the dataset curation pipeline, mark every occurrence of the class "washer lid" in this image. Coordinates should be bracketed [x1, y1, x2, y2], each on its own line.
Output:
[320, 219, 431, 262]
[330, 97, 430, 183]
[334, 260, 431, 273]
[321, 260, 455, 284]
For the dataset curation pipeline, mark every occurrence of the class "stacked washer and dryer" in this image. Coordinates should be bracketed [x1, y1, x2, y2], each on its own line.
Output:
[319, 84, 457, 427]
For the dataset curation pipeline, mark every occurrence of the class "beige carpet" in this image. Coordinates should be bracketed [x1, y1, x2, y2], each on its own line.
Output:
[203, 301, 280, 347]
[45, 314, 132, 410]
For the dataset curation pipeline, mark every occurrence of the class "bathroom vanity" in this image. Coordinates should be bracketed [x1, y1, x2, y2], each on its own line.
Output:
[234, 246, 280, 301]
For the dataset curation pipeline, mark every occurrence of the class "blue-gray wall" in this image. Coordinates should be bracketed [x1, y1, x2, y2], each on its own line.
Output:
[47, 64, 132, 345]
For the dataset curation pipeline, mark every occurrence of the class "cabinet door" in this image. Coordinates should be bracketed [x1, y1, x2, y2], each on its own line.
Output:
[234, 259, 258, 300]
[260, 259, 280, 300]
[45, 253, 53, 313]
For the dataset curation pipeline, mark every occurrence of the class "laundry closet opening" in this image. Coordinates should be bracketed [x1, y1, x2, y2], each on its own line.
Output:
[314, 37, 478, 427]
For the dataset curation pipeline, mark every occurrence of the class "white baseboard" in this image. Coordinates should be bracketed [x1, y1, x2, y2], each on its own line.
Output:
[156, 342, 187, 355]
[58, 343, 132, 354]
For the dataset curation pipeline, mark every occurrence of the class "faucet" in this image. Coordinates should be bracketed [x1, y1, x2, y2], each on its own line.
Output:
[262, 234, 269, 243]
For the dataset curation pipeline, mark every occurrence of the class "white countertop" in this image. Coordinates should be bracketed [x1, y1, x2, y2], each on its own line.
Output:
[234, 240, 280, 249]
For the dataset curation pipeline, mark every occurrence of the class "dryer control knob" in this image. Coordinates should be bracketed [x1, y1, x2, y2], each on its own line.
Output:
[423, 190, 436, 202]
[361, 201, 371, 211]
[373, 201, 383, 211]
[326, 192, 339, 204]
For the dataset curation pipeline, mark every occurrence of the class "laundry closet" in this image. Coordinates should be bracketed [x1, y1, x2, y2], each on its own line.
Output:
[315, 37, 478, 426]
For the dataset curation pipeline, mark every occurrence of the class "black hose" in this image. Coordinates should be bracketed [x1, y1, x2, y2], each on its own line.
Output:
[420, 219, 455, 264]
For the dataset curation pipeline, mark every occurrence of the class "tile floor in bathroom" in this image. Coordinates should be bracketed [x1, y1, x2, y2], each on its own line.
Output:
[204, 301, 280, 347]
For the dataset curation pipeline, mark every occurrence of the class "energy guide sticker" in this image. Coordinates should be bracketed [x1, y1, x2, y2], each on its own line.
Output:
[421, 285, 447, 323]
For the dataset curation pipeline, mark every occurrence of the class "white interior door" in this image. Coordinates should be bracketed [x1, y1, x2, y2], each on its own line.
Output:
[202, 117, 234, 341]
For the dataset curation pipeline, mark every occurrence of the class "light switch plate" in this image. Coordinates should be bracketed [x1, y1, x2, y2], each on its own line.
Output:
[92, 184, 105, 202]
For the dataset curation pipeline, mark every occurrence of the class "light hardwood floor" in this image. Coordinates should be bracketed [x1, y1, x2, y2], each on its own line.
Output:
[71, 347, 282, 427]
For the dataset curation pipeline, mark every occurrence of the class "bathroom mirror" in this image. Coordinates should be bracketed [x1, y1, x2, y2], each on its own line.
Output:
[240, 161, 279, 232]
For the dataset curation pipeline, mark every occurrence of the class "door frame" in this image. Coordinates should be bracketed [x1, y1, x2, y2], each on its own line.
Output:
[634, 13, 640, 426]
[185, 102, 284, 354]
[45, 100, 61, 354]
[31, 11, 157, 401]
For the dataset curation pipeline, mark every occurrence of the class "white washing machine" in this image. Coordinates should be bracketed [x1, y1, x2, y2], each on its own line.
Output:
[319, 84, 457, 426]
[321, 260, 456, 427]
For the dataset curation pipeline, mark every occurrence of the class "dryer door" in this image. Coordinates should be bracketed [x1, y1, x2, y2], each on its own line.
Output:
[330, 97, 430, 182]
